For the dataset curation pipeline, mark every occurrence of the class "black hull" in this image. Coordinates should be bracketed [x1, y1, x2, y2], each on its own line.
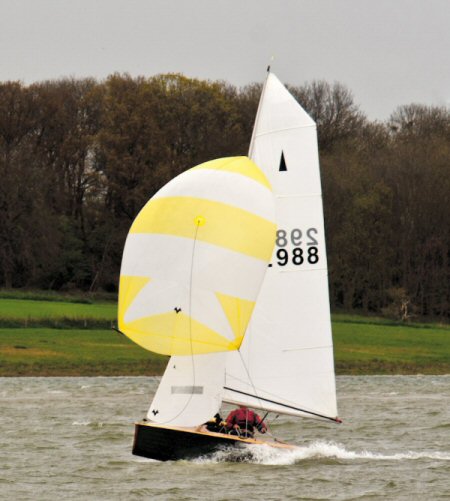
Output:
[132, 421, 261, 461]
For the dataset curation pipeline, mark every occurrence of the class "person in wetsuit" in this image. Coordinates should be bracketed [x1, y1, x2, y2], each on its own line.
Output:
[225, 405, 267, 438]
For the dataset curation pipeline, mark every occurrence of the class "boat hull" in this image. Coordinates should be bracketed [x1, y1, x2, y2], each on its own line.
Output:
[132, 421, 294, 461]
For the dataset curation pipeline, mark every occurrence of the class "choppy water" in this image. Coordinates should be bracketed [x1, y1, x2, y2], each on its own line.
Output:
[1, 376, 449, 500]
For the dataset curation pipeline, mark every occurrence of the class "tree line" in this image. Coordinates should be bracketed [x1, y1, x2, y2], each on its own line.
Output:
[0, 74, 448, 320]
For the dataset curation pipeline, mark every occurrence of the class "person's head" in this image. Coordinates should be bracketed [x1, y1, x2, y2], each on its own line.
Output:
[239, 405, 247, 409]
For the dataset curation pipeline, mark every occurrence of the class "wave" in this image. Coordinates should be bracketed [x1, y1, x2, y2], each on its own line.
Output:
[71, 420, 104, 427]
[194, 441, 450, 465]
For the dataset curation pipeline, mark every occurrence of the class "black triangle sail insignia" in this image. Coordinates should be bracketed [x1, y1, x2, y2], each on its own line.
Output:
[279, 151, 287, 171]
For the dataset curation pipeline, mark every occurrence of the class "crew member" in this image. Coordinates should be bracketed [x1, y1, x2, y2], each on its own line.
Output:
[225, 405, 267, 438]
[204, 413, 226, 433]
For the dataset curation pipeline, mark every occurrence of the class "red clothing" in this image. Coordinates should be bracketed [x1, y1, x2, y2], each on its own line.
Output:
[226, 408, 266, 434]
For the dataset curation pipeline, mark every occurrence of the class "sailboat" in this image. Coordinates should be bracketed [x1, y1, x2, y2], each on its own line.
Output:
[118, 72, 341, 462]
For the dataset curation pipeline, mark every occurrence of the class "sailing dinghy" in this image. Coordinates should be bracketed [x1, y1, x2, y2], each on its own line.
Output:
[118, 72, 341, 462]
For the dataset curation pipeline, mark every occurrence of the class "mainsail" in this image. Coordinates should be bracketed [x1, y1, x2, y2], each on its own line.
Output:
[118, 157, 276, 426]
[223, 73, 339, 422]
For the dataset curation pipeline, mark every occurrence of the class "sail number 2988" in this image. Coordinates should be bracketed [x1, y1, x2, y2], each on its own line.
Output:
[275, 228, 319, 267]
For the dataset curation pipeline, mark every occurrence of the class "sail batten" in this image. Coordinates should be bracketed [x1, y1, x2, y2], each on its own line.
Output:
[253, 124, 316, 137]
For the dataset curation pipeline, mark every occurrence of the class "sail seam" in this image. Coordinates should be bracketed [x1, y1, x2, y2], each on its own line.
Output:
[253, 124, 316, 137]
[281, 344, 333, 352]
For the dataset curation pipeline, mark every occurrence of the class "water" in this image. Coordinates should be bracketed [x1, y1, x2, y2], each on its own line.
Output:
[1, 376, 449, 500]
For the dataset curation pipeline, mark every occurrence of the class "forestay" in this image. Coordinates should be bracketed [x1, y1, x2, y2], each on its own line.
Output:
[118, 157, 276, 426]
[223, 73, 339, 421]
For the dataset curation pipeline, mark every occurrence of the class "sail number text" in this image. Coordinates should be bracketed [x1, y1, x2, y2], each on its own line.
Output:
[274, 228, 319, 267]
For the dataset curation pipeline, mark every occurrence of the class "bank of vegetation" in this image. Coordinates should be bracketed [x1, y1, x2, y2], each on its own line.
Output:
[0, 295, 448, 376]
[0, 74, 449, 322]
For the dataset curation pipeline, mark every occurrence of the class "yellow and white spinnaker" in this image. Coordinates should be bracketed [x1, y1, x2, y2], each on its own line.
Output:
[118, 156, 276, 357]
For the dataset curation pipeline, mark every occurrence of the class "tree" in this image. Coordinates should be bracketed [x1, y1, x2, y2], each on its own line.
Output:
[289, 80, 366, 151]
[0, 74, 448, 318]
[386, 105, 450, 317]
[0, 82, 60, 287]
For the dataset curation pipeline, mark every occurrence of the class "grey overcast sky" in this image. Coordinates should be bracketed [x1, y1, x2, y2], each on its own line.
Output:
[1, 0, 449, 120]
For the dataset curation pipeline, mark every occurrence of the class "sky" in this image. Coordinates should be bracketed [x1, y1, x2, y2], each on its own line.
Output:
[1, 0, 449, 120]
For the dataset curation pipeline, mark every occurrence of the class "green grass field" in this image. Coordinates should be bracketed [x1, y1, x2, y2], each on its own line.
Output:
[0, 328, 167, 376]
[0, 293, 448, 376]
[332, 317, 450, 374]
[0, 299, 116, 320]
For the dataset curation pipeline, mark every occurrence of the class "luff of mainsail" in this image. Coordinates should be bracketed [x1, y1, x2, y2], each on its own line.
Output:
[118, 157, 276, 427]
[223, 73, 339, 422]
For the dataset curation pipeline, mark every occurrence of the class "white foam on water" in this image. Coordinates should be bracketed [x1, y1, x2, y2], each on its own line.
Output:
[71, 420, 105, 427]
[132, 456, 160, 463]
[194, 441, 450, 465]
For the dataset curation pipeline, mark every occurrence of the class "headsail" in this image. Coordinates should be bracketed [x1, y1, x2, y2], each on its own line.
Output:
[118, 156, 276, 426]
[224, 74, 339, 422]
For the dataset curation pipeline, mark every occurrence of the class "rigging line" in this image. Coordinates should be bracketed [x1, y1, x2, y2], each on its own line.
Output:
[258, 413, 289, 443]
[188, 221, 201, 395]
[112, 327, 125, 336]
[158, 221, 201, 425]
[224, 386, 342, 424]
[264, 431, 291, 446]
[234, 349, 275, 436]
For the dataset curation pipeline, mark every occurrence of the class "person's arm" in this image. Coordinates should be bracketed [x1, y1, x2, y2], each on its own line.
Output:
[226, 411, 237, 430]
[255, 414, 267, 433]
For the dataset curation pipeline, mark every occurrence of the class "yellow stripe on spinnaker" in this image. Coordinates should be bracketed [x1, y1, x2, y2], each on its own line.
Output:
[130, 197, 276, 261]
[118, 275, 150, 329]
[121, 311, 240, 356]
[191, 156, 271, 189]
[215, 292, 256, 349]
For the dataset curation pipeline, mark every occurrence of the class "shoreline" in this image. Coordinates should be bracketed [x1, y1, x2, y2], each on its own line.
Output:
[1, 298, 449, 378]
[1, 364, 449, 377]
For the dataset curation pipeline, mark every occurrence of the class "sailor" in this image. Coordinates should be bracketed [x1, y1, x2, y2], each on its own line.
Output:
[204, 413, 227, 433]
[225, 405, 267, 438]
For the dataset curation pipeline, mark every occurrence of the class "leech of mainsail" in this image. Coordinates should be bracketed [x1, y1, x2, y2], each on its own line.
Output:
[223, 73, 339, 423]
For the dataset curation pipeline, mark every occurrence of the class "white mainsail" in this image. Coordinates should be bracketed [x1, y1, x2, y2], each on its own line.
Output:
[223, 73, 339, 421]
[118, 157, 276, 426]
